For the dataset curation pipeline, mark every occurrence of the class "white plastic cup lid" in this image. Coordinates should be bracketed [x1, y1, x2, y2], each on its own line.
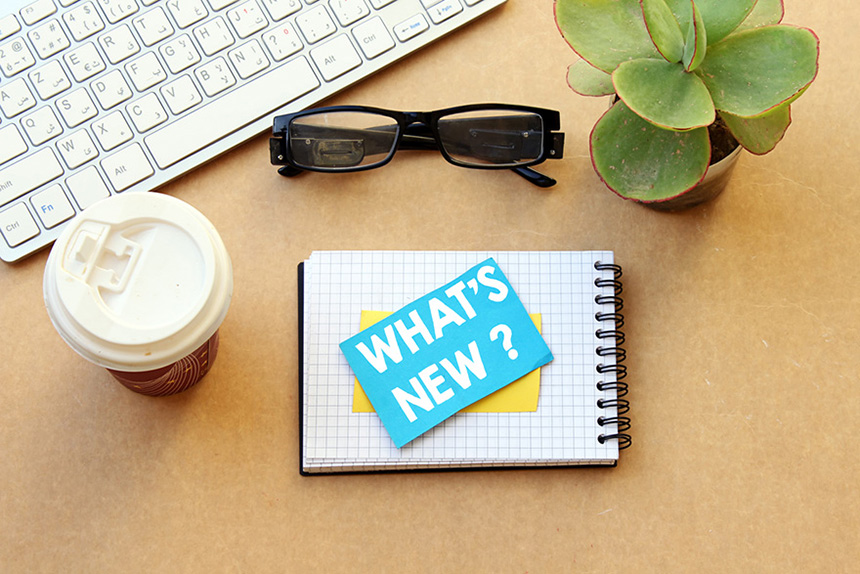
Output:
[44, 193, 233, 372]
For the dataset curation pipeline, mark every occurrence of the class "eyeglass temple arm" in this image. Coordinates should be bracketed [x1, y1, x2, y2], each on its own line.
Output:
[516, 132, 564, 187]
[513, 166, 556, 188]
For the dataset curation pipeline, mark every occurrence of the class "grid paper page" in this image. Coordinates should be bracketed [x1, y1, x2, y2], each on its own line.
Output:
[301, 251, 622, 472]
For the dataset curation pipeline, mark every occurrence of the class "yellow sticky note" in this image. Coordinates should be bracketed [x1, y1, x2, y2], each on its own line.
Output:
[352, 311, 542, 413]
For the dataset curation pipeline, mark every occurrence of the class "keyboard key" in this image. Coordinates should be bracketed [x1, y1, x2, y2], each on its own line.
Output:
[0, 78, 37, 118]
[29, 19, 72, 58]
[64, 42, 106, 81]
[64, 2, 106, 41]
[228, 39, 269, 78]
[159, 34, 201, 73]
[263, 22, 302, 61]
[329, 0, 369, 27]
[260, 0, 302, 21]
[310, 34, 361, 81]
[0, 147, 64, 206]
[167, 0, 209, 29]
[98, 23, 140, 63]
[66, 165, 110, 207]
[132, 7, 174, 46]
[296, 4, 336, 44]
[56, 128, 99, 168]
[194, 56, 236, 96]
[125, 51, 167, 90]
[91, 110, 133, 150]
[126, 92, 167, 132]
[0, 15, 22, 42]
[428, 0, 463, 24]
[352, 16, 394, 59]
[160, 74, 202, 115]
[21, 106, 64, 145]
[100, 143, 153, 190]
[0, 202, 39, 247]
[29, 60, 72, 99]
[0, 38, 36, 77]
[91, 69, 133, 109]
[31, 184, 75, 228]
[0, 125, 28, 165]
[394, 14, 428, 42]
[144, 55, 320, 168]
[56, 87, 98, 127]
[228, 1, 268, 38]
[21, 0, 57, 26]
[193, 16, 234, 56]
[97, 0, 139, 24]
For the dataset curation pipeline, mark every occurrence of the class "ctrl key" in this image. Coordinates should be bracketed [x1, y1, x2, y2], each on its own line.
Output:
[0, 202, 40, 248]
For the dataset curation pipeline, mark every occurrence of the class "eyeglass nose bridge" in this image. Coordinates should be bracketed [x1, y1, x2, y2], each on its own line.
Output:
[401, 111, 426, 125]
[397, 111, 436, 140]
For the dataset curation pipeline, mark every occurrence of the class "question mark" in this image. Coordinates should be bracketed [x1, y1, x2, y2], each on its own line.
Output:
[490, 324, 518, 360]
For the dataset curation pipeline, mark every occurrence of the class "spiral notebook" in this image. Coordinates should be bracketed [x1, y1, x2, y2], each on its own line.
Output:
[298, 251, 630, 475]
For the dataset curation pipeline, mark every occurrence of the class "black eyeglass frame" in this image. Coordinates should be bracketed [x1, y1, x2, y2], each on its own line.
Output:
[269, 103, 565, 187]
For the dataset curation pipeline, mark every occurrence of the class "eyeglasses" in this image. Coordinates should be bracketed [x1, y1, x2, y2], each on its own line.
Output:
[269, 104, 565, 187]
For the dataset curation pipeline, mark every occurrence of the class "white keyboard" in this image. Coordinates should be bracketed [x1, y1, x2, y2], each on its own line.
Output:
[0, 0, 505, 262]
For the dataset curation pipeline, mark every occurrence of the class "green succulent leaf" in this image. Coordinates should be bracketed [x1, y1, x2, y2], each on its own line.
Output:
[591, 99, 711, 201]
[664, 0, 691, 28]
[683, 1, 707, 71]
[555, 0, 660, 73]
[697, 25, 819, 117]
[567, 59, 615, 96]
[614, 58, 714, 130]
[721, 104, 791, 155]
[665, 0, 757, 45]
[641, 0, 685, 63]
[735, 0, 784, 32]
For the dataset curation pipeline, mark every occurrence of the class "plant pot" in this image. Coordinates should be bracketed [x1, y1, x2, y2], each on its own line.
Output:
[604, 97, 743, 212]
[640, 142, 742, 212]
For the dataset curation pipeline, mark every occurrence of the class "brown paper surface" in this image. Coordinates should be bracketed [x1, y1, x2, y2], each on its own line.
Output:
[1, 1, 857, 571]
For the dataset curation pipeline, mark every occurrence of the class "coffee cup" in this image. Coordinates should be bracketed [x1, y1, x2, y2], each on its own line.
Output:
[43, 193, 233, 396]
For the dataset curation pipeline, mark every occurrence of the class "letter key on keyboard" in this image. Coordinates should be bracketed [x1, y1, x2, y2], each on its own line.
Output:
[0, 0, 506, 262]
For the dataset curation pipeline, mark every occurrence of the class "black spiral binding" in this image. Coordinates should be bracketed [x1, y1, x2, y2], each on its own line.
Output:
[594, 261, 632, 450]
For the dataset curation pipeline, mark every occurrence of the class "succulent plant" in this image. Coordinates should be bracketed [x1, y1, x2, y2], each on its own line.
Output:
[555, 0, 819, 203]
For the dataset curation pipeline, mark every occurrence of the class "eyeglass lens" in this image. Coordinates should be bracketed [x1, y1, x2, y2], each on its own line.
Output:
[289, 111, 399, 170]
[436, 110, 545, 167]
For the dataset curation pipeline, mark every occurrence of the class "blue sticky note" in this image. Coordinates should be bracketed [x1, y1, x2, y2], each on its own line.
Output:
[339, 258, 553, 448]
